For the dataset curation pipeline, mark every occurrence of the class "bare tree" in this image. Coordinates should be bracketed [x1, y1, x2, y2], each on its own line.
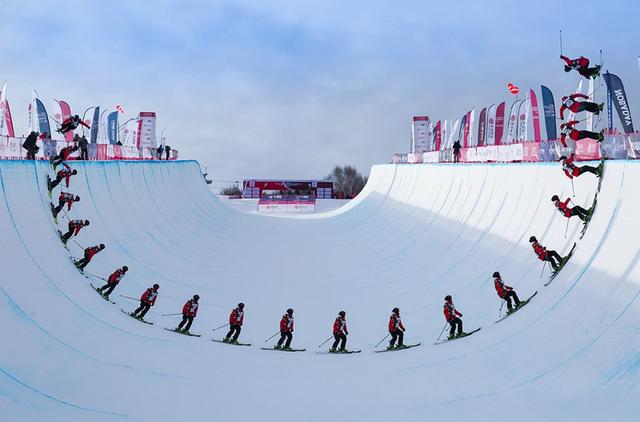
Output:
[325, 165, 367, 197]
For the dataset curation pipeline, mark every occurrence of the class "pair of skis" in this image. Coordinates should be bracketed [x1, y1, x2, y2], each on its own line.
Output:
[433, 328, 481, 346]
[545, 242, 577, 285]
[495, 291, 538, 323]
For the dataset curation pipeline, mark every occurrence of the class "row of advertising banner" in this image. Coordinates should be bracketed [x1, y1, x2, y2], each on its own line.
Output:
[396, 133, 638, 165]
[410, 72, 635, 155]
[0, 137, 178, 161]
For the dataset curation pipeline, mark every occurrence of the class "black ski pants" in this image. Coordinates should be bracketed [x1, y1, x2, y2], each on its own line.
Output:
[51, 156, 66, 169]
[49, 174, 64, 190]
[332, 333, 347, 350]
[503, 290, 520, 311]
[80, 147, 88, 160]
[571, 206, 590, 222]
[578, 164, 599, 176]
[133, 302, 151, 318]
[178, 315, 194, 332]
[576, 102, 601, 114]
[449, 317, 463, 337]
[225, 324, 242, 341]
[25, 147, 38, 160]
[544, 250, 563, 271]
[76, 256, 91, 270]
[277, 331, 292, 348]
[62, 228, 75, 242]
[578, 67, 600, 79]
[53, 199, 67, 216]
[389, 329, 404, 347]
[98, 283, 117, 297]
[453, 151, 460, 163]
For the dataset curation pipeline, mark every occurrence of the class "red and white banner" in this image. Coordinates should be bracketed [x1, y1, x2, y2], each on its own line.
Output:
[530, 89, 542, 142]
[463, 111, 471, 147]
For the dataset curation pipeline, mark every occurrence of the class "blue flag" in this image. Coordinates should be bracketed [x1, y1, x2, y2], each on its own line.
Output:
[90, 107, 100, 143]
[540, 85, 556, 140]
[35, 98, 51, 137]
[603, 72, 635, 133]
[107, 111, 118, 145]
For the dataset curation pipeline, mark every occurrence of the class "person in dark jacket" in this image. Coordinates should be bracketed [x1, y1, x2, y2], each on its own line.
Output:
[165, 145, 171, 160]
[78, 135, 89, 160]
[156, 144, 164, 160]
[22, 131, 39, 159]
[452, 141, 462, 163]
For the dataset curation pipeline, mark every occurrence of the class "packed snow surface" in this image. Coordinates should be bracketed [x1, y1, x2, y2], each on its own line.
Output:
[1, 159, 639, 421]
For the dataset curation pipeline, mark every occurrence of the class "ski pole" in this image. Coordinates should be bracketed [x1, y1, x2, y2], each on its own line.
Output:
[564, 218, 569, 238]
[161, 312, 182, 317]
[559, 30, 563, 56]
[318, 335, 334, 348]
[436, 322, 448, 341]
[374, 333, 391, 348]
[118, 294, 138, 301]
[212, 323, 230, 332]
[87, 272, 107, 281]
[571, 178, 575, 197]
[264, 331, 280, 342]
[498, 299, 505, 318]
[540, 261, 547, 278]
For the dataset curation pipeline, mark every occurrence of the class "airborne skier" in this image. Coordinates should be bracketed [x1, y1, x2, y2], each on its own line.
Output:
[75, 244, 105, 270]
[97, 266, 128, 300]
[493, 272, 521, 313]
[50, 144, 79, 170]
[57, 115, 90, 134]
[559, 94, 604, 120]
[224, 303, 245, 343]
[560, 55, 601, 79]
[388, 307, 406, 350]
[130, 284, 159, 320]
[276, 308, 295, 350]
[529, 236, 563, 271]
[60, 219, 89, 243]
[559, 121, 604, 147]
[559, 154, 602, 179]
[331, 311, 349, 352]
[551, 195, 591, 222]
[51, 192, 80, 219]
[443, 296, 464, 339]
[47, 163, 77, 193]
[177, 295, 200, 334]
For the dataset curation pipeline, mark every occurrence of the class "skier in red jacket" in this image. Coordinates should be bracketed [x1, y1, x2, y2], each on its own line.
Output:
[331, 311, 349, 352]
[97, 266, 128, 299]
[559, 121, 604, 147]
[560, 55, 601, 79]
[529, 236, 563, 271]
[493, 272, 520, 313]
[276, 308, 295, 350]
[75, 243, 105, 270]
[130, 284, 159, 320]
[177, 295, 200, 333]
[47, 163, 77, 193]
[57, 115, 90, 135]
[559, 154, 602, 179]
[559, 94, 604, 120]
[60, 219, 89, 243]
[551, 195, 591, 222]
[224, 303, 245, 343]
[388, 307, 406, 349]
[443, 296, 464, 339]
[51, 192, 80, 219]
[51, 144, 79, 170]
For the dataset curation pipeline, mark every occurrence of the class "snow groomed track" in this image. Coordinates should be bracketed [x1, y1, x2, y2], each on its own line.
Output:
[1, 159, 639, 421]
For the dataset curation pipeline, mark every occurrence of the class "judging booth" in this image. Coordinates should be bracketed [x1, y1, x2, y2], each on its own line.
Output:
[242, 179, 333, 199]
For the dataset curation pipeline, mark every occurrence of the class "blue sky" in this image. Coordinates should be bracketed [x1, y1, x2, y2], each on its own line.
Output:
[1, 0, 638, 181]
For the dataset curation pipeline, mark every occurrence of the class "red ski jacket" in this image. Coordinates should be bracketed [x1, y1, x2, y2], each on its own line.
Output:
[532, 241, 547, 260]
[561, 55, 590, 70]
[60, 145, 77, 160]
[84, 246, 101, 260]
[229, 308, 244, 326]
[559, 94, 590, 119]
[333, 316, 348, 335]
[280, 314, 294, 333]
[182, 299, 199, 317]
[61, 117, 90, 130]
[57, 164, 74, 187]
[59, 192, 77, 210]
[141, 287, 158, 305]
[561, 154, 580, 178]
[559, 122, 581, 148]
[554, 198, 572, 218]
[494, 278, 512, 298]
[108, 268, 126, 285]
[68, 220, 87, 235]
[443, 302, 462, 322]
[388, 313, 405, 332]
